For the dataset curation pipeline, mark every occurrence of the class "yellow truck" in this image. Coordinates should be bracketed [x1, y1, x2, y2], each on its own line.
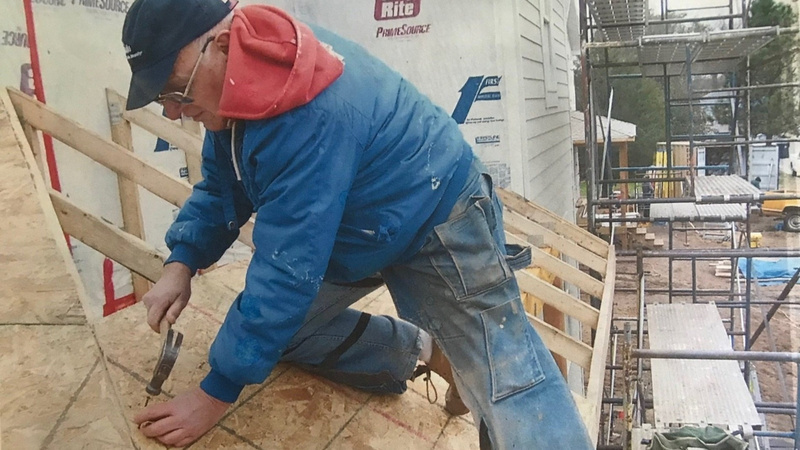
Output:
[761, 190, 800, 232]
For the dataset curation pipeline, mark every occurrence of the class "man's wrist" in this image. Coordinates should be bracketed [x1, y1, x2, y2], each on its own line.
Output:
[163, 261, 193, 278]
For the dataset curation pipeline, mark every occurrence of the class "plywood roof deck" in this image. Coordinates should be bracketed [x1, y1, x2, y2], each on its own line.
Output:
[0, 94, 478, 449]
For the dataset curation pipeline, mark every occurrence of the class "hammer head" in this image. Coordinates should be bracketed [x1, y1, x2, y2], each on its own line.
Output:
[146, 326, 183, 396]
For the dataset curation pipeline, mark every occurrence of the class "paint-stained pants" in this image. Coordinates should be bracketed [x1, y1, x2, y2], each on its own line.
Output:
[281, 160, 593, 449]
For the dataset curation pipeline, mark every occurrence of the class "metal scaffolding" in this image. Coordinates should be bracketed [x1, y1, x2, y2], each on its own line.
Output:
[579, 0, 800, 448]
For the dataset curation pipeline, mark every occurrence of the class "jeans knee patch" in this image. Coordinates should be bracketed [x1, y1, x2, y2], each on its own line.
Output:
[481, 299, 545, 402]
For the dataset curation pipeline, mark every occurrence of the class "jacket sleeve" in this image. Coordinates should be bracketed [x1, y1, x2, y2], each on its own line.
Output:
[200, 108, 363, 402]
[164, 132, 254, 273]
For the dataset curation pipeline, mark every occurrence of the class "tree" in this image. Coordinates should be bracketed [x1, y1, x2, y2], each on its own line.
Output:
[746, 0, 799, 137]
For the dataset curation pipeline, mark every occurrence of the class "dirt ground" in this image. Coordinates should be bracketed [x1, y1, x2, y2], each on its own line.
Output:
[605, 212, 800, 443]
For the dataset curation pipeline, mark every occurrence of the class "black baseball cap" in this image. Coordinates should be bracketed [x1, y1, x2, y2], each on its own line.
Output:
[122, 0, 236, 110]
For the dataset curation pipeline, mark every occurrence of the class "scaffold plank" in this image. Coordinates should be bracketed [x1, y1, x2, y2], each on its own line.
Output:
[648, 303, 761, 430]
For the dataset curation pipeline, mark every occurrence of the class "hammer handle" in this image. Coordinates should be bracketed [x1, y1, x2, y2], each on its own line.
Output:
[159, 318, 171, 335]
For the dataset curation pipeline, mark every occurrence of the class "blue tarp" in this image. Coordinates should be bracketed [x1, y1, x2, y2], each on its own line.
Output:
[737, 257, 800, 286]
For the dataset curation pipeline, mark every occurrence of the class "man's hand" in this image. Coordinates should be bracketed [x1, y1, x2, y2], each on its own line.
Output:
[143, 262, 193, 332]
[134, 387, 230, 447]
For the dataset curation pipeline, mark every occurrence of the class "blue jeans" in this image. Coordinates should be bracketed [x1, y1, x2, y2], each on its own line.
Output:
[281, 161, 593, 449]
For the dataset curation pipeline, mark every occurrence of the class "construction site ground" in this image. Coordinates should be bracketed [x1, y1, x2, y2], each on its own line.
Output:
[609, 205, 800, 441]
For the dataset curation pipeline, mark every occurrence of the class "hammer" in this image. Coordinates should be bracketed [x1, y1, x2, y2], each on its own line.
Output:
[146, 319, 183, 397]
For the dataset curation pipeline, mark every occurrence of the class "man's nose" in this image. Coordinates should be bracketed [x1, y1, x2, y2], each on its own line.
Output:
[162, 102, 183, 120]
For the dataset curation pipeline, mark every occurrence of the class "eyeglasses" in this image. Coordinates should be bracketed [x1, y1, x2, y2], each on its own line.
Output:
[155, 36, 215, 105]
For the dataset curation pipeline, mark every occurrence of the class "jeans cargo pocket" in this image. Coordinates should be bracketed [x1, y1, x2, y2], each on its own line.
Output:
[429, 196, 511, 299]
[481, 299, 545, 401]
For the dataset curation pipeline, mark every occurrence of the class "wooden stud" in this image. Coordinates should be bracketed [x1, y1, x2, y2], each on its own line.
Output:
[20, 121, 47, 182]
[106, 89, 150, 301]
[497, 188, 609, 258]
[504, 209, 607, 274]
[50, 190, 165, 283]
[544, 301, 568, 376]
[527, 313, 592, 370]
[515, 270, 600, 326]
[619, 141, 630, 200]
[525, 243, 605, 299]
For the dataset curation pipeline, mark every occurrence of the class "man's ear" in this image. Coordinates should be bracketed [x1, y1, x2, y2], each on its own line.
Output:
[214, 31, 231, 55]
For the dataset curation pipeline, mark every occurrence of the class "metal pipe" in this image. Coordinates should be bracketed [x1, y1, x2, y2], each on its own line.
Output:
[745, 251, 753, 353]
[597, 177, 687, 184]
[618, 248, 800, 258]
[579, 0, 595, 233]
[693, 82, 800, 93]
[632, 349, 800, 363]
[592, 57, 740, 70]
[756, 407, 799, 415]
[612, 165, 728, 171]
[588, 13, 742, 29]
[671, 100, 739, 106]
[752, 431, 796, 438]
[687, 45, 696, 213]
[669, 221, 674, 303]
[602, 216, 744, 224]
[756, 401, 799, 408]
[750, 266, 800, 344]
[671, 134, 745, 140]
[699, 138, 800, 146]
[692, 258, 697, 303]
[795, 362, 799, 448]
[584, 26, 799, 50]
[595, 192, 800, 206]
[615, 288, 746, 296]
[609, 73, 644, 79]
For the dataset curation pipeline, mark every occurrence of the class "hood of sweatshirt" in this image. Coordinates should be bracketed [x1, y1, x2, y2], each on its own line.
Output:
[218, 5, 344, 120]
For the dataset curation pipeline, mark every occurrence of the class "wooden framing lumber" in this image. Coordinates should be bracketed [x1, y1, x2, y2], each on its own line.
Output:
[8, 88, 256, 250]
[8, 88, 193, 208]
[497, 188, 609, 258]
[106, 89, 150, 300]
[528, 313, 593, 370]
[20, 121, 47, 183]
[504, 208, 607, 273]
[49, 190, 165, 283]
[527, 244, 605, 298]
[516, 270, 600, 326]
[105, 89, 202, 161]
[584, 249, 616, 447]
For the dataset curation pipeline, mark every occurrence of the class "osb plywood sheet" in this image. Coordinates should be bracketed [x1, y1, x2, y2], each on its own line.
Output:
[46, 360, 132, 448]
[0, 96, 132, 449]
[0, 110, 84, 326]
[0, 325, 130, 449]
[220, 368, 367, 448]
[0, 97, 480, 448]
[434, 417, 481, 449]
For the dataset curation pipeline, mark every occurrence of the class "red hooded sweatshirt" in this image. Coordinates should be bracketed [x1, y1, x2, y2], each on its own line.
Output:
[218, 5, 344, 120]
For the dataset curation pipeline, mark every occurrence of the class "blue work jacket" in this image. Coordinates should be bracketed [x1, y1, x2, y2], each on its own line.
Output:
[164, 27, 473, 402]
